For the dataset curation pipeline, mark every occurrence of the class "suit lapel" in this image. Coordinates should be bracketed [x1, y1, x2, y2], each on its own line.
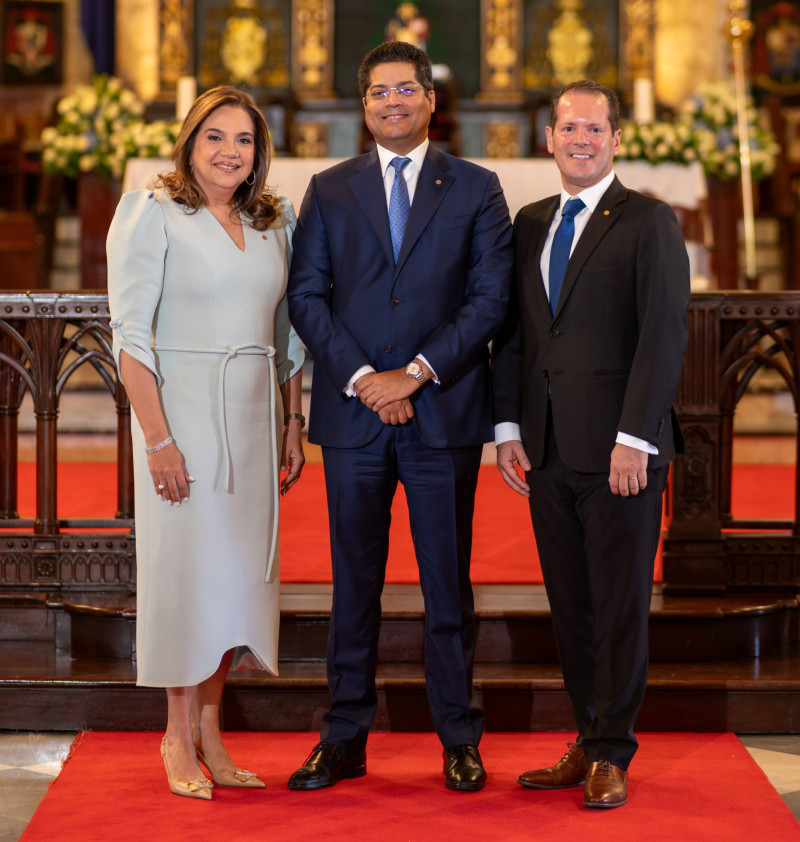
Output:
[348, 149, 395, 268]
[523, 198, 558, 317]
[553, 177, 626, 318]
[394, 145, 453, 277]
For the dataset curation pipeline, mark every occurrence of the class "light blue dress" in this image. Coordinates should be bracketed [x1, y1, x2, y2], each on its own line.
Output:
[107, 189, 304, 687]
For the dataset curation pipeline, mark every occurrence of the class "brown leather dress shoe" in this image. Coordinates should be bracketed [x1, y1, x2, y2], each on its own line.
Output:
[583, 760, 628, 808]
[287, 742, 366, 790]
[517, 742, 588, 789]
[443, 745, 487, 791]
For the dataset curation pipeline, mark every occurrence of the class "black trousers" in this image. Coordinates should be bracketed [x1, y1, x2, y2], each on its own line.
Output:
[527, 411, 668, 769]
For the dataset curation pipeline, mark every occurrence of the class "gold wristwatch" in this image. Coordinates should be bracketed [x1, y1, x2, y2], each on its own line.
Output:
[405, 360, 426, 385]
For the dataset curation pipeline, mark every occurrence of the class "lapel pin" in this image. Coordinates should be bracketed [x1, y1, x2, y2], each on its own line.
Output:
[603, 210, 610, 216]
[435, 179, 442, 185]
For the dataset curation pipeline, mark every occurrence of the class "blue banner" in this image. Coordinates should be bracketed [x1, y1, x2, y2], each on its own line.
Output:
[81, 0, 115, 74]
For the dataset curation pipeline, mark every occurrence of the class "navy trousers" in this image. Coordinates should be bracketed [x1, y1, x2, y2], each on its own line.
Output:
[320, 422, 484, 750]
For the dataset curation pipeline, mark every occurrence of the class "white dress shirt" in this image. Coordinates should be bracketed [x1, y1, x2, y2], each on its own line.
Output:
[495, 170, 657, 456]
[345, 139, 439, 395]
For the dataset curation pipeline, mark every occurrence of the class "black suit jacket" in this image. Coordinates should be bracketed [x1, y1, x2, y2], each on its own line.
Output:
[492, 176, 690, 473]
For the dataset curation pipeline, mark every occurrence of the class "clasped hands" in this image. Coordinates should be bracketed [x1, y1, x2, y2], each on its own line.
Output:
[354, 368, 421, 426]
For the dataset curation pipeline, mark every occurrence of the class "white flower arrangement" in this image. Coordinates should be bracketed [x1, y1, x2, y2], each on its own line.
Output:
[41, 75, 181, 180]
[617, 81, 780, 182]
[618, 119, 698, 165]
[677, 81, 779, 182]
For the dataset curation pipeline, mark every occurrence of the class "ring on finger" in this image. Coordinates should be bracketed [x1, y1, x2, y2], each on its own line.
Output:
[157, 483, 166, 490]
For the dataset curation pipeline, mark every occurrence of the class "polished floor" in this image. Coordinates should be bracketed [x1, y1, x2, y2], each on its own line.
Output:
[0, 731, 797, 840]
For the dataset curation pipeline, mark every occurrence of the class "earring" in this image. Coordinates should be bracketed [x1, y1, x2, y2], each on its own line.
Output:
[245, 171, 255, 186]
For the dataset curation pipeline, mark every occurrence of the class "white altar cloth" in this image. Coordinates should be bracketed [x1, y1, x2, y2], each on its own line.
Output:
[123, 156, 708, 285]
[122, 157, 706, 220]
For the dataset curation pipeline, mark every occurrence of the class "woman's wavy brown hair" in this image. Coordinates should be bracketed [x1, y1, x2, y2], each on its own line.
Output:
[156, 86, 280, 231]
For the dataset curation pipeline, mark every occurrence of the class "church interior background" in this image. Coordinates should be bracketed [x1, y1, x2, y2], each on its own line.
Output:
[1, 0, 800, 294]
[3, 2, 800, 837]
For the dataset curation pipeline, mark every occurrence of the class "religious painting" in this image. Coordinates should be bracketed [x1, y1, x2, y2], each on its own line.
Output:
[0, 0, 63, 85]
[333, 0, 481, 98]
[195, 0, 290, 92]
[752, 1, 800, 98]
[522, 0, 618, 91]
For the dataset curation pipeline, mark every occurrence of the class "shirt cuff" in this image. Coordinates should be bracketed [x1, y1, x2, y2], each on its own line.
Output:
[495, 422, 522, 446]
[616, 431, 658, 455]
[415, 354, 439, 385]
[344, 365, 375, 397]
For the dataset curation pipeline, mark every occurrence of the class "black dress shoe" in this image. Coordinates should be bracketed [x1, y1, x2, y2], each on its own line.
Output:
[443, 744, 487, 792]
[287, 742, 366, 791]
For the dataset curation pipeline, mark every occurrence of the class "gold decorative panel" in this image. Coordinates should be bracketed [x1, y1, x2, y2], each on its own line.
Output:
[478, 0, 523, 102]
[621, 0, 654, 86]
[293, 121, 329, 157]
[523, 0, 617, 90]
[199, 0, 289, 89]
[484, 121, 521, 157]
[292, 0, 335, 100]
[160, 0, 194, 94]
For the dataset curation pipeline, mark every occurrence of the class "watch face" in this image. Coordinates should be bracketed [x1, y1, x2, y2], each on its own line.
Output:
[405, 361, 424, 382]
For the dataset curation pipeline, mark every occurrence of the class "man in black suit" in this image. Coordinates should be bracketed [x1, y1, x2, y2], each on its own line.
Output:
[492, 80, 690, 809]
[287, 41, 512, 792]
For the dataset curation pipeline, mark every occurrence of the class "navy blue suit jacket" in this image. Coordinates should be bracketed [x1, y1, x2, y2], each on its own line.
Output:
[288, 145, 513, 449]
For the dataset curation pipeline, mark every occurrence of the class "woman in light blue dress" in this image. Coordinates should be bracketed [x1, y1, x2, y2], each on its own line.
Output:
[107, 87, 305, 800]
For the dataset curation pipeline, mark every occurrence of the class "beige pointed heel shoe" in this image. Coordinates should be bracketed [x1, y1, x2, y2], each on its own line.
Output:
[161, 736, 214, 800]
[196, 747, 266, 788]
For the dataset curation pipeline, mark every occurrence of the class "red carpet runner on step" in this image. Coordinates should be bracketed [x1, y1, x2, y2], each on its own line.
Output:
[20, 732, 799, 841]
[15, 463, 794, 584]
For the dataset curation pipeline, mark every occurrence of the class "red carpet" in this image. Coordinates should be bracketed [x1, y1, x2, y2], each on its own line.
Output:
[15, 463, 795, 585]
[20, 731, 798, 841]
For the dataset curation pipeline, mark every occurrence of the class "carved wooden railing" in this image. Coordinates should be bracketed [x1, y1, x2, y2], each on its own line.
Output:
[0, 291, 134, 590]
[2, 290, 799, 594]
[665, 291, 800, 593]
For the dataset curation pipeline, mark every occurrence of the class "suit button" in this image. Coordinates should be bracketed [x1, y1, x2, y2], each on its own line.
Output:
[542, 369, 549, 378]
[391, 298, 400, 306]
[549, 328, 560, 338]
[385, 345, 392, 353]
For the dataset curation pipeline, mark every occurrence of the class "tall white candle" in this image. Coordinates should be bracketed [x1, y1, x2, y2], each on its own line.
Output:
[176, 76, 197, 121]
[633, 77, 655, 125]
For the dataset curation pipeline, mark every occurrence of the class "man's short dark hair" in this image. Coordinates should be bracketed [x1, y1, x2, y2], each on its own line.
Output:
[549, 81, 621, 134]
[357, 40, 434, 98]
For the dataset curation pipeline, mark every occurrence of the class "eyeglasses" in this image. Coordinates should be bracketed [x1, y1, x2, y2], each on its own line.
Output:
[366, 85, 425, 101]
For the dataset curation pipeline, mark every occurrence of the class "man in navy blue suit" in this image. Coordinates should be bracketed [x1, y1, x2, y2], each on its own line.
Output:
[287, 40, 512, 792]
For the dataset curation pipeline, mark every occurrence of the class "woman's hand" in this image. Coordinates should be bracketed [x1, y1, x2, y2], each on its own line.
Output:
[148, 442, 195, 505]
[280, 422, 305, 496]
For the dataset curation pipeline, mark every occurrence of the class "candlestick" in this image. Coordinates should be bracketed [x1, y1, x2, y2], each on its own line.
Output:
[727, 0, 757, 286]
[633, 77, 655, 125]
[176, 76, 197, 122]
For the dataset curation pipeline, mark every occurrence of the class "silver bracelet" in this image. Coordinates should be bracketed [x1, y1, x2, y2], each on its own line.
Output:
[145, 435, 174, 454]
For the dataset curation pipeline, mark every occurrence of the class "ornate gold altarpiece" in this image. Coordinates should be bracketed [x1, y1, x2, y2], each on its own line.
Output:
[114, 0, 694, 158]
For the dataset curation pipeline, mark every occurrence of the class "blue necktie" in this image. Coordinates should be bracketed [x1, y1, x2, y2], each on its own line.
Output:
[389, 156, 411, 262]
[548, 197, 585, 316]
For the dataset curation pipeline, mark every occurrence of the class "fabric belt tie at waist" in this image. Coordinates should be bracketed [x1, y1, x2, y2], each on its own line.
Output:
[155, 342, 279, 582]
